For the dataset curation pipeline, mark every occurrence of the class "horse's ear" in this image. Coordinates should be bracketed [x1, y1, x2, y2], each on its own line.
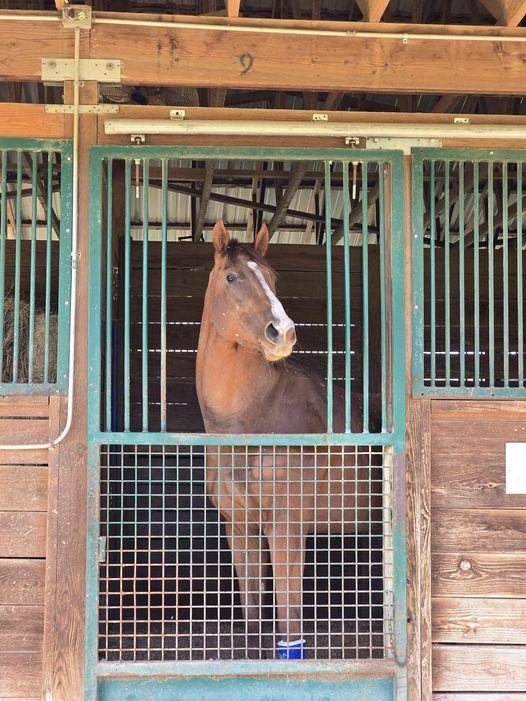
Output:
[212, 220, 230, 256]
[254, 223, 269, 257]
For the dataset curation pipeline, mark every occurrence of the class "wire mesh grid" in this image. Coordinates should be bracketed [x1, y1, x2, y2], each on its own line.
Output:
[98, 443, 394, 662]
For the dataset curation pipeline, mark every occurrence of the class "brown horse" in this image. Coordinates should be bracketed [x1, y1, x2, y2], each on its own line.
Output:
[196, 220, 373, 657]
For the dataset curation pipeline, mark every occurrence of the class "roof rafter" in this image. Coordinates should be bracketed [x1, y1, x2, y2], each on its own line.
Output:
[479, 0, 526, 25]
[354, 0, 391, 22]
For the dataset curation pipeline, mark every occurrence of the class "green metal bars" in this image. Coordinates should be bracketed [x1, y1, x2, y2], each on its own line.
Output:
[0, 139, 72, 395]
[89, 147, 405, 445]
[412, 149, 526, 397]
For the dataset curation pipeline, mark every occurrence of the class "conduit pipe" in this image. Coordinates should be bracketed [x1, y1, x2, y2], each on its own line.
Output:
[104, 118, 526, 141]
[1, 11, 526, 44]
[0, 27, 81, 450]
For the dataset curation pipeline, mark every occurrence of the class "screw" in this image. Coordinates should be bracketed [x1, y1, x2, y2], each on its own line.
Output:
[77, 10, 87, 20]
[48, 60, 57, 69]
[106, 62, 114, 71]
[459, 559, 471, 571]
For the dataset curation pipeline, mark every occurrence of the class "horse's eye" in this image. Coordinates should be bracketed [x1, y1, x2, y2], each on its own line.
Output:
[226, 273, 237, 284]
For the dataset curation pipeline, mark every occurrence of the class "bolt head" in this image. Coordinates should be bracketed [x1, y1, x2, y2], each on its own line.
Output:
[459, 559, 471, 571]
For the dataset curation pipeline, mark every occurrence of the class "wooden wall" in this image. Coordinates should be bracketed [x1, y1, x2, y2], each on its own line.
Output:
[0, 396, 56, 700]
[430, 400, 526, 698]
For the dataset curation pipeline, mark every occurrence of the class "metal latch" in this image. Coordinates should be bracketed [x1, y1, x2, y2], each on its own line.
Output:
[170, 109, 186, 120]
[98, 536, 107, 563]
[454, 117, 470, 125]
[364, 137, 442, 154]
[61, 4, 92, 29]
[312, 113, 329, 122]
[131, 135, 146, 144]
[42, 59, 121, 83]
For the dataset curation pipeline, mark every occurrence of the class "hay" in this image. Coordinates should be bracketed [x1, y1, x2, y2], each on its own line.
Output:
[2, 296, 58, 383]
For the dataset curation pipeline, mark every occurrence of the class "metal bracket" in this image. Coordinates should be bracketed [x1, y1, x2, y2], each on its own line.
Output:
[364, 136, 442, 154]
[42, 58, 121, 83]
[131, 134, 146, 144]
[312, 113, 329, 122]
[45, 104, 119, 114]
[454, 117, 470, 124]
[344, 136, 363, 148]
[170, 109, 186, 120]
[61, 4, 92, 29]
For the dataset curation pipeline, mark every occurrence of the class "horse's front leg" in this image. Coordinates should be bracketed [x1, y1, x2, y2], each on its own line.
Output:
[224, 522, 269, 658]
[266, 521, 306, 646]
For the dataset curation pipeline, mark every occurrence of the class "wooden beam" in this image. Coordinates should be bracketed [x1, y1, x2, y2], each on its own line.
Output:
[432, 94, 462, 113]
[355, 0, 391, 22]
[192, 161, 214, 241]
[88, 13, 526, 94]
[227, 0, 241, 17]
[268, 162, 308, 238]
[479, 0, 526, 25]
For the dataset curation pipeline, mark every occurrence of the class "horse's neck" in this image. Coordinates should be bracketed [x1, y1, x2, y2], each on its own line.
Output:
[196, 296, 278, 429]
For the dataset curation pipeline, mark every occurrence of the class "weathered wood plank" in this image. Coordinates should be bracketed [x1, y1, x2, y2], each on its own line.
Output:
[432, 401, 526, 421]
[0, 512, 46, 558]
[0, 651, 42, 698]
[432, 597, 526, 644]
[0, 606, 44, 652]
[0, 560, 45, 606]
[0, 104, 65, 139]
[431, 451, 524, 509]
[432, 509, 526, 552]
[0, 419, 49, 445]
[433, 694, 526, 700]
[432, 552, 526, 598]
[90, 14, 526, 94]
[0, 467, 48, 511]
[433, 645, 526, 692]
[432, 424, 526, 454]
[0, 448, 48, 466]
[406, 398, 431, 701]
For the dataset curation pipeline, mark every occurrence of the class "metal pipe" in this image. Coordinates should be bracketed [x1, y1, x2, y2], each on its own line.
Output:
[95, 15, 526, 44]
[1, 10, 526, 46]
[104, 119, 526, 140]
[0, 27, 81, 450]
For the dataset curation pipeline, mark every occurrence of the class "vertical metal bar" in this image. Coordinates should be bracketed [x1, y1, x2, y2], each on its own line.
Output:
[361, 162, 369, 432]
[379, 164, 387, 432]
[105, 158, 113, 431]
[517, 162, 524, 386]
[0, 152, 6, 381]
[429, 161, 436, 387]
[502, 161, 509, 387]
[160, 159, 168, 432]
[12, 151, 22, 382]
[444, 162, 451, 386]
[488, 162, 495, 388]
[142, 159, 149, 431]
[44, 152, 53, 383]
[28, 152, 38, 383]
[459, 161, 466, 387]
[124, 160, 131, 432]
[324, 161, 334, 433]
[342, 161, 352, 432]
[473, 162, 480, 387]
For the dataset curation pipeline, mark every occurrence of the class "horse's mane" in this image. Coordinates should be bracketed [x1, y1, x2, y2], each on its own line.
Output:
[224, 239, 278, 278]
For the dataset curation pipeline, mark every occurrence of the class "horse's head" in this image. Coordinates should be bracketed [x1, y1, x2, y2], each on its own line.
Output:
[208, 220, 296, 362]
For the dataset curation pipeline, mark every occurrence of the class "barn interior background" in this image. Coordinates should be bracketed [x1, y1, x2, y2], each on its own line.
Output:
[0, 1, 525, 700]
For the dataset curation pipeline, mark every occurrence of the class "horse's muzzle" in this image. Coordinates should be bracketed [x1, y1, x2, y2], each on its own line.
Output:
[262, 322, 297, 361]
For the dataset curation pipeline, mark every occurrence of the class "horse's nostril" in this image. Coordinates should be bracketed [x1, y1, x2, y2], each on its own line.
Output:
[265, 322, 281, 344]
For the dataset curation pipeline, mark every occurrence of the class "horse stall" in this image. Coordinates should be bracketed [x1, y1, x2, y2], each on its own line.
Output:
[0, 4, 525, 701]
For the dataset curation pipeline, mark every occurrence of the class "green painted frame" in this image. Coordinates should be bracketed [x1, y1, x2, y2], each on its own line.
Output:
[0, 138, 73, 395]
[412, 147, 526, 398]
[85, 146, 407, 701]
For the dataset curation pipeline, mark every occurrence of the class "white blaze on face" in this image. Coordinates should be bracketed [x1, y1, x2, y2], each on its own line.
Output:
[247, 261, 294, 333]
